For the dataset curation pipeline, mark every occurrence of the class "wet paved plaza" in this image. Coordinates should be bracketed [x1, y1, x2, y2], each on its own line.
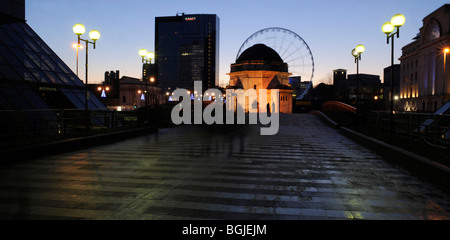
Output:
[0, 114, 449, 220]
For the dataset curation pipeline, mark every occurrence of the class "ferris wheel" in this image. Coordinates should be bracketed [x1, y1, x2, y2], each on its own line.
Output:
[236, 27, 315, 99]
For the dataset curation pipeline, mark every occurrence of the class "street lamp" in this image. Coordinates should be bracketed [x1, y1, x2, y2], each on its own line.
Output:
[443, 48, 450, 106]
[382, 14, 405, 141]
[139, 49, 155, 107]
[352, 44, 365, 113]
[73, 23, 100, 133]
[72, 43, 83, 76]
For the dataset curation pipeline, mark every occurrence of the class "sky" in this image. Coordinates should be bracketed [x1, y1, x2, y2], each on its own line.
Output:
[26, 0, 449, 87]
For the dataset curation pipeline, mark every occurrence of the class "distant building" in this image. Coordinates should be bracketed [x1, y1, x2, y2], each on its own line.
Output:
[399, 4, 450, 112]
[89, 71, 163, 111]
[227, 44, 294, 113]
[155, 13, 219, 92]
[333, 69, 347, 85]
[332, 69, 383, 102]
[383, 64, 400, 104]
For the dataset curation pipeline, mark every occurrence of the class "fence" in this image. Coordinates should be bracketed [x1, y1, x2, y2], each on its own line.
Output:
[365, 111, 450, 148]
[0, 108, 143, 143]
[322, 101, 357, 113]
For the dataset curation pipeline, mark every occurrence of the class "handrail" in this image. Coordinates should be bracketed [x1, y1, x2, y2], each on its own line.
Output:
[322, 101, 357, 113]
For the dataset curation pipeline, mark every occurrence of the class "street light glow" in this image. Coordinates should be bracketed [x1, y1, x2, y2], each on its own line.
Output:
[147, 52, 155, 59]
[382, 22, 394, 34]
[73, 23, 85, 35]
[89, 30, 101, 41]
[355, 44, 365, 54]
[139, 49, 148, 57]
[72, 43, 83, 49]
[391, 14, 406, 27]
[445, 48, 450, 53]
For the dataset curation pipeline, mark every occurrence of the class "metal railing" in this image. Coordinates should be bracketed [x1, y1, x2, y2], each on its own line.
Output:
[365, 111, 450, 148]
[0, 108, 140, 144]
[322, 101, 357, 114]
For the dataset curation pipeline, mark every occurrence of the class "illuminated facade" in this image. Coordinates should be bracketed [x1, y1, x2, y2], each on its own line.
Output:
[155, 14, 219, 92]
[228, 44, 294, 113]
[399, 4, 450, 112]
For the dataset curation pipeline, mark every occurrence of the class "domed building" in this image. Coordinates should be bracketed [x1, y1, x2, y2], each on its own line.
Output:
[227, 44, 294, 113]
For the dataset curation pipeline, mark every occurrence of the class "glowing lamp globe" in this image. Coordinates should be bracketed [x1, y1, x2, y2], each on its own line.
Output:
[139, 49, 148, 57]
[89, 30, 101, 41]
[352, 49, 359, 57]
[382, 22, 394, 34]
[391, 14, 406, 27]
[73, 23, 86, 35]
[355, 44, 365, 54]
[147, 52, 155, 59]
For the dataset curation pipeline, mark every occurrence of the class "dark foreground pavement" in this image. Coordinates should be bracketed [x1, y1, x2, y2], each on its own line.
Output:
[0, 114, 449, 220]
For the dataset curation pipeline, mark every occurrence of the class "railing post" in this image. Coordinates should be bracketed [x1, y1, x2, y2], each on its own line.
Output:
[434, 114, 438, 144]
[407, 113, 411, 140]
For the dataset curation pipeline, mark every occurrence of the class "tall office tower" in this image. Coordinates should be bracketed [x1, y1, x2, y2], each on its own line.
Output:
[155, 14, 219, 92]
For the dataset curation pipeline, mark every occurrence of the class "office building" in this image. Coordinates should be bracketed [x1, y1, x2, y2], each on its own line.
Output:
[155, 13, 219, 92]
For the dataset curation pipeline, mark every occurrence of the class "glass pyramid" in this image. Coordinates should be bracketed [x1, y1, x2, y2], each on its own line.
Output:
[0, 19, 106, 136]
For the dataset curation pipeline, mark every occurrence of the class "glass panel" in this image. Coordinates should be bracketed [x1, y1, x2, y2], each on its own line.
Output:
[33, 37, 54, 56]
[71, 89, 97, 109]
[3, 25, 31, 51]
[9, 46, 38, 69]
[68, 73, 84, 87]
[0, 28, 17, 47]
[9, 23, 26, 34]
[1, 85, 34, 109]
[43, 70, 62, 84]
[25, 50, 50, 71]
[13, 66, 38, 82]
[61, 88, 84, 109]
[19, 23, 38, 37]
[17, 85, 50, 109]
[0, 64, 20, 80]
[57, 73, 73, 84]
[22, 36, 42, 53]
[90, 94, 106, 109]
[50, 55, 73, 75]
[39, 53, 62, 72]
[29, 69, 51, 83]
[0, 45, 22, 66]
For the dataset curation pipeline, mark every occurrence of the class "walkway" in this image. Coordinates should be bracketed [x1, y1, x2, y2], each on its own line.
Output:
[0, 114, 449, 219]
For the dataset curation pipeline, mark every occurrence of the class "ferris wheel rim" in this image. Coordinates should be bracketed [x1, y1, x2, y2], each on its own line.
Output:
[236, 27, 315, 83]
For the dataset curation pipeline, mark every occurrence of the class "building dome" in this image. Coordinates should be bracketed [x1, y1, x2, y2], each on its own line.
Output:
[236, 44, 283, 63]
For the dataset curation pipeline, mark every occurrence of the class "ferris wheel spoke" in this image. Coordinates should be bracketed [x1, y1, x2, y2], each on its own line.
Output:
[237, 27, 315, 96]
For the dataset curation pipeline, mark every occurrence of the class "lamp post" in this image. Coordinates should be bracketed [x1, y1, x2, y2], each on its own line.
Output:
[139, 49, 155, 107]
[443, 48, 449, 106]
[73, 23, 100, 133]
[72, 43, 83, 76]
[352, 44, 365, 114]
[382, 14, 405, 141]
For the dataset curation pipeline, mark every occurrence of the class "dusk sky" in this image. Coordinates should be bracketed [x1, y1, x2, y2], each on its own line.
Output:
[26, 0, 449, 87]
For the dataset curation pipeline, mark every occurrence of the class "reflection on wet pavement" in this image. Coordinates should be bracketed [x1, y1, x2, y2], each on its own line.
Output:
[0, 114, 449, 220]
